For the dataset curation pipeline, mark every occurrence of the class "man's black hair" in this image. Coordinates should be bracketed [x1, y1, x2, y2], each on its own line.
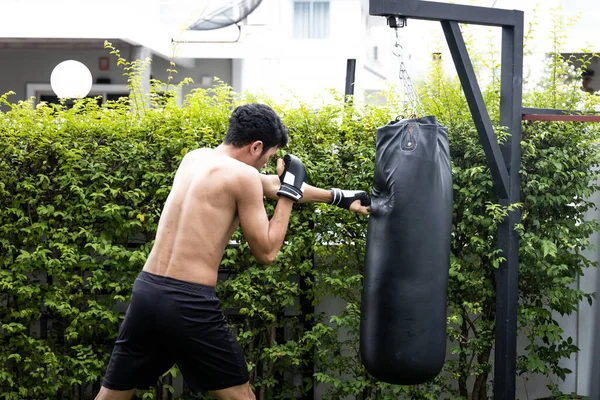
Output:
[224, 103, 288, 154]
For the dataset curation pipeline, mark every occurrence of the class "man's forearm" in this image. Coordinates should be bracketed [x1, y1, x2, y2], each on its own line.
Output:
[261, 174, 332, 204]
[264, 197, 294, 263]
[300, 184, 333, 204]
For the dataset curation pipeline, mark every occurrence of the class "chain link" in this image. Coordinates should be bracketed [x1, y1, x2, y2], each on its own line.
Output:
[393, 26, 422, 118]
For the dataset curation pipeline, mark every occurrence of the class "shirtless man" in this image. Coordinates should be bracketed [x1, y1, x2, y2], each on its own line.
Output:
[95, 103, 371, 400]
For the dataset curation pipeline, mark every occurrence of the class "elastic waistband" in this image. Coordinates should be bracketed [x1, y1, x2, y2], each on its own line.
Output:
[137, 271, 216, 295]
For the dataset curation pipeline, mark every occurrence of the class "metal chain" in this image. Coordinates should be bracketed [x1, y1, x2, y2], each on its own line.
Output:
[393, 26, 422, 118]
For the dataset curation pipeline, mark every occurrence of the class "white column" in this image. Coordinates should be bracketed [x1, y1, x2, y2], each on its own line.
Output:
[232, 58, 244, 93]
[131, 45, 152, 107]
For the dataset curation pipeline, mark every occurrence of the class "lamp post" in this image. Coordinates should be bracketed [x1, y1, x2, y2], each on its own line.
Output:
[50, 60, 93, 107]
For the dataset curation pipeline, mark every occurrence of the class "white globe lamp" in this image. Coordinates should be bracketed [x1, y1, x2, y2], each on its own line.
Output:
[50, 60, 93, 99]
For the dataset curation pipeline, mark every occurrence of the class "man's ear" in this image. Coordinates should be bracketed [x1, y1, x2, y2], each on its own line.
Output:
[250, 141, 264, 156]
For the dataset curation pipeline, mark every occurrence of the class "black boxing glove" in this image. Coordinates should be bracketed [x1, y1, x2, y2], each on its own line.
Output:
[277, 154, 308, 202]
[330, 188, 371, 209]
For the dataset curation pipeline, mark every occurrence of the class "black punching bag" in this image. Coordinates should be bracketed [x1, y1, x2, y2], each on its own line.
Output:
[360, 116, 453, 385]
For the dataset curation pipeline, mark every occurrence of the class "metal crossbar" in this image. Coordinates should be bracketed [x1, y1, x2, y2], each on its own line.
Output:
[370, 0, 520, 26]
[522, 107, 600, 122]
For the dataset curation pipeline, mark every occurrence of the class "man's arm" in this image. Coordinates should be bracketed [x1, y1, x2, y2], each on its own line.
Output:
[238, 169, 295, 265]
[261, 173, 332, 203]
[238, 156, 309, 264]
[260, 170, 371, 215]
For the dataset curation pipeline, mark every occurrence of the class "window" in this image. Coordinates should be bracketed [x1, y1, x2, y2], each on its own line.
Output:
[27, 83, 129, 107]
[293, 0, 330, 39]
[26, 83, 183, 108]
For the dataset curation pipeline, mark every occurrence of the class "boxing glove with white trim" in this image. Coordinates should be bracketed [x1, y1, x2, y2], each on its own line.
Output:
[277, 154, 308, 202]
[330, 188, 371, 209]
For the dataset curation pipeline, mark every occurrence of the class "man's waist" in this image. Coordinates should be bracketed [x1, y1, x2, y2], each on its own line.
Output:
[137, 270, 217, 295]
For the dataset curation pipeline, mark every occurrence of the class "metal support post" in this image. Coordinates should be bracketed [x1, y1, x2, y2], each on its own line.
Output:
[495, 13, 524, 400]
[345, 59, 357, 101]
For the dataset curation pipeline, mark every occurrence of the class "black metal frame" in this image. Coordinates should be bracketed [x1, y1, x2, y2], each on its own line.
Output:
[367, 1, 524, 399]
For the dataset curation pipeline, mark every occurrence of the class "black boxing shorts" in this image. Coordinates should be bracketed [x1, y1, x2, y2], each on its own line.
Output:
[102, 271, 249, 393]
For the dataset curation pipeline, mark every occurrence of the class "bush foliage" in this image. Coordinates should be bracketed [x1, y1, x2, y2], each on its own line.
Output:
[1, 28, 600, 400]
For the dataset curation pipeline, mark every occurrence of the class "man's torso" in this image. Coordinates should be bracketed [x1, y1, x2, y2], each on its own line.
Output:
[143, 148, 250, 286]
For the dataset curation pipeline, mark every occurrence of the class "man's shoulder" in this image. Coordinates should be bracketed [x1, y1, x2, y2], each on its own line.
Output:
[185, 148, 259, 181]
[229, 161, 259, 180]
[186, 147, 212, 158]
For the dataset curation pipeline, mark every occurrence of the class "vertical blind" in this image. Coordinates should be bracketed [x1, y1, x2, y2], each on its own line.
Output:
[293, 1, 330, 39]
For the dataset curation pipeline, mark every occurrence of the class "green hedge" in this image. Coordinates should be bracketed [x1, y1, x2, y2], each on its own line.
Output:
[0, 85, 381, 399]
[2, 42, 600, 400]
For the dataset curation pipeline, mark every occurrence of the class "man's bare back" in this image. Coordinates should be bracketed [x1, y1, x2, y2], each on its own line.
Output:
[143, 148, 255, 286]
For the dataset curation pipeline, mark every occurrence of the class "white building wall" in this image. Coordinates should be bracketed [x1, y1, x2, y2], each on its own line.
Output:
[2, 0, 599, 97]
[0, 0, 381, 102]
[180, 0, 370, 102]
